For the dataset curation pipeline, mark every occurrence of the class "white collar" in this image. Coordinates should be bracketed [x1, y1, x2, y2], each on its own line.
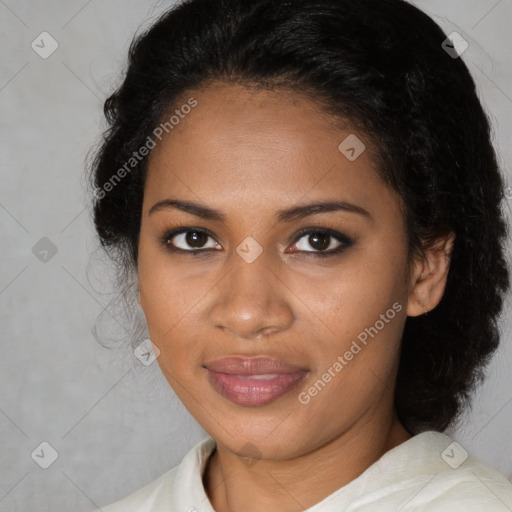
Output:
[169, 431, 459, 511]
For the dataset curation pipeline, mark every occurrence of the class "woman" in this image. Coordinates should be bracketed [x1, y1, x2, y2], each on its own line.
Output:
[89, 0, 512, 510]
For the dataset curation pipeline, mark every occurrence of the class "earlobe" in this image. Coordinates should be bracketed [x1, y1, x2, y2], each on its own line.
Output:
[406, 232, 455, 317]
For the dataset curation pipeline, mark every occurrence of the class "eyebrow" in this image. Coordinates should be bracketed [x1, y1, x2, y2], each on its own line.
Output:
[148, 198, 371, 222]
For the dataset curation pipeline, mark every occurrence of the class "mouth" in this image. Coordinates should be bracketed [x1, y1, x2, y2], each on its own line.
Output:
[204, 356, 309, 407]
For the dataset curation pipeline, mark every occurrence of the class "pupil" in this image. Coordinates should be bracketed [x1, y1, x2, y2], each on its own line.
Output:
[310, 232, 329, 251]
[186, 231, 206, 248]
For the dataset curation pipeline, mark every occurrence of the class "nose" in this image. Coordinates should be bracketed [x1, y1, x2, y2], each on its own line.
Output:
[207, 251, 294, 341]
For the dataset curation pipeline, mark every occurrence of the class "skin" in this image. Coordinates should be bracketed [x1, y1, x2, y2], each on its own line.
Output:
[137, 82, 454, 512]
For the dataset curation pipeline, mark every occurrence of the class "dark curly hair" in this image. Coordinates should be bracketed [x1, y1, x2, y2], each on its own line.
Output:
[88, 0, 510, 433]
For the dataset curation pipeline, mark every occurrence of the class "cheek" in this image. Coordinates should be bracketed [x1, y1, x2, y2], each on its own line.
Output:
[139, 272, 197, 354]
[138, 226, 188, 323]
[138, 237, 183, 350]
[139, 284, 202, 395]
[137, 241, 211, 383]
[295, 259, 407, 425]
[299, 244, 407, 347]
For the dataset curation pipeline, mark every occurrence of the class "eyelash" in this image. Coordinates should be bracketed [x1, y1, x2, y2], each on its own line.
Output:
[159, 226, 354, 258]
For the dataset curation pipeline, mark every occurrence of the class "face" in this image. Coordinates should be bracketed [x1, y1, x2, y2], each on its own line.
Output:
[138, 82, 416, 460]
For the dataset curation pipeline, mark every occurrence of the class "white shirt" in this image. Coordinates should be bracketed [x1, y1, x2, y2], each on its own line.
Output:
[100, 431, 512, 511]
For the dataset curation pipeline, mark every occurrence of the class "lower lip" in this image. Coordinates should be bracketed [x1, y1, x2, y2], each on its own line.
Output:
[206, 370, 307, 406]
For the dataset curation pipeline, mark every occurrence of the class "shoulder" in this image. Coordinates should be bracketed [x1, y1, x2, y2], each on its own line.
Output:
[407, 458, 512, 511]
[99, 466, 179, 512]
[348, 431, 512, 511]
[98, 436, 216, 512]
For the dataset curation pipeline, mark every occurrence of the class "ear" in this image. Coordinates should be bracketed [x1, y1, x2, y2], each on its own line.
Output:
[406, 232, 456, 317]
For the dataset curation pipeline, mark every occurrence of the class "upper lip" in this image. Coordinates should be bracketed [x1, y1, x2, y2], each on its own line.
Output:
[204, 356, 307, 375]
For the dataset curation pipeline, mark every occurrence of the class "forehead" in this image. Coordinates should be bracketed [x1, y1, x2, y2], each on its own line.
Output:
[144, 82, 394, 215]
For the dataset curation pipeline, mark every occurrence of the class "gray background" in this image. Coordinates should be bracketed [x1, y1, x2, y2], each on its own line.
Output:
[1, 1, 511, 510]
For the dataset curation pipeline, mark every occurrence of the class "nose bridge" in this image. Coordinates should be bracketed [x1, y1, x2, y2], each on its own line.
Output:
[208, 246, 294, 339]
[228, 247, 274, 305]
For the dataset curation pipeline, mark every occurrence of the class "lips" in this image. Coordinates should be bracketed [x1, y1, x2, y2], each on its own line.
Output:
[204, 356, 308, 407]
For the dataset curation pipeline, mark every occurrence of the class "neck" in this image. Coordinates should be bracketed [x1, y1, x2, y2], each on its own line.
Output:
[203, 411, 412, 512]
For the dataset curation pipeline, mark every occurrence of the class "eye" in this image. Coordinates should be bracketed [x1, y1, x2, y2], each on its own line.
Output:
[161, 228, 221, 253]
[289, 228, 353, 257]
[160, 227, 353, 257]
